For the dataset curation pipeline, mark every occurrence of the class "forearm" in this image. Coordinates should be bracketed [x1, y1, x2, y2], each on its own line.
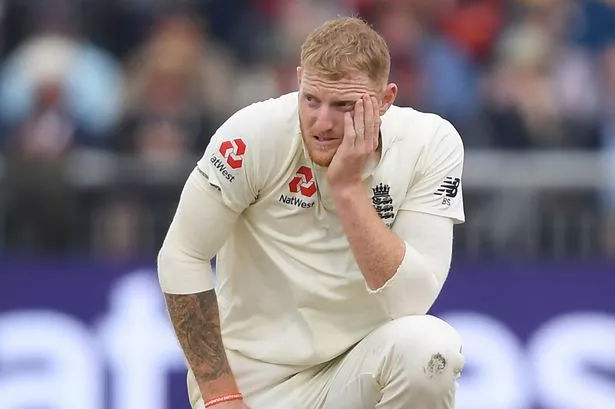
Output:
[157, 168, 245, 398]
[164, 290, 239, 398]
[332, 184, 405, 289]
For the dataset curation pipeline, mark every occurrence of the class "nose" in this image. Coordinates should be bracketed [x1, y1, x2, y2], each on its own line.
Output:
[312, 106, 334, 133]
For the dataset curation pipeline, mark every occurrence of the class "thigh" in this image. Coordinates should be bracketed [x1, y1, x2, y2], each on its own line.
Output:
[320, 329, 390, 409]
[322, 315, 463, 409]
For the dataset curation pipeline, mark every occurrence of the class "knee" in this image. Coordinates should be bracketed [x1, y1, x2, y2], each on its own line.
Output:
[378, 315, 464, 389]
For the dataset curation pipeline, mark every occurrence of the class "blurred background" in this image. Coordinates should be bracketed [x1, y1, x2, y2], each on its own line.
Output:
[0, 0, 614, 408]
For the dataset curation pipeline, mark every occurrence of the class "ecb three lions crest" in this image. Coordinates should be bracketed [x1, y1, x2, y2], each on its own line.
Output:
[371, 183, 394, 227]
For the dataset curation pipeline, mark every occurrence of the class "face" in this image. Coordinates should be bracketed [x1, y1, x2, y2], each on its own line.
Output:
[297, 67, 397, 167]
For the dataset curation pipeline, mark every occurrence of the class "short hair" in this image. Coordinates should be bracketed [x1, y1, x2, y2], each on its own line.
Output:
[300, 17, 391, 85]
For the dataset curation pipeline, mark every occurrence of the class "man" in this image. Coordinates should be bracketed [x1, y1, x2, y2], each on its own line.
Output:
[158, 17, 465, 409]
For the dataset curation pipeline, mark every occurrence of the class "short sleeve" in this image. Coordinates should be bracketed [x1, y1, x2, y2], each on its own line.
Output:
[399, 120, 465, 224]
[196, 110, 259, 213]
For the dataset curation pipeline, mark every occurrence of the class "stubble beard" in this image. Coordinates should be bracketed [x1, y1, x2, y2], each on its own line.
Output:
[299, 119, 336, 167]
[307, 145, 335, 167]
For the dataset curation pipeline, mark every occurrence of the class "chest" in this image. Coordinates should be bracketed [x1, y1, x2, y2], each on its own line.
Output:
[245, 147, 417, 251]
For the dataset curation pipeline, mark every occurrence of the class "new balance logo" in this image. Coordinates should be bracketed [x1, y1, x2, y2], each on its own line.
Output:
[219, 138, 246, 169]
[435, 177, 460, 198]
[289, 166, 317, 198]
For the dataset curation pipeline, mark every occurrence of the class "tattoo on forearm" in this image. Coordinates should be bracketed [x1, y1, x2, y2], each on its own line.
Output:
[164, 290, 231, 383]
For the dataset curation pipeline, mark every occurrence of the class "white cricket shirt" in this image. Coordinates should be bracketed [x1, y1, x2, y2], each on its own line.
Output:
[195, 92, 465, 368]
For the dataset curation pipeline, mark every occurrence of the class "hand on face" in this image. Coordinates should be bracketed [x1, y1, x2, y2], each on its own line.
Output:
[326, 94, 380, 188]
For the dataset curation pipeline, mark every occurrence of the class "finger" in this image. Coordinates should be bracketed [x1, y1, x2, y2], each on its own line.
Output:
[372, 96, 380, 151]
[353, 97, 365, 145]
[363, 95, 374, 150]
[343, 111, 356, 148]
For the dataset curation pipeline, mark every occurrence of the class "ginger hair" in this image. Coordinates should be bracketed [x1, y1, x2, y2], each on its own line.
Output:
[300, 17, 391, 86]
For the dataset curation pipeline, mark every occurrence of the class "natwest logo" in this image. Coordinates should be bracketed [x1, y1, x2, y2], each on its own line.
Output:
[219, 138, 246, 169]
[289, 166, 317, 197]
[279, 194, 314, 209]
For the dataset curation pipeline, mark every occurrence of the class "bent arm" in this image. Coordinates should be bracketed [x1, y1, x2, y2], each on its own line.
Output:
[158, 168, 241, 398]
[371, 210, 454, 318]
[332, 184, 406, 290]
[332, 188, 454, 318]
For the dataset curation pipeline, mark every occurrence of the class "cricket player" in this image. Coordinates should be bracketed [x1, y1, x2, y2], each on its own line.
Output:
[158, 17, 465, 409]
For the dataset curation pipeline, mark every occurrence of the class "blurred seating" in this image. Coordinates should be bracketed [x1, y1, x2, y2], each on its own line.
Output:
[0, 0, 614, 259]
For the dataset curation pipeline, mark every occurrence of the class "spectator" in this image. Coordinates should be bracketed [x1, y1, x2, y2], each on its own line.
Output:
[0, 0, 122, 254]
[0, 0, 123, 145]
[116, 13, 237, 159]
[483, 4, 600, 150]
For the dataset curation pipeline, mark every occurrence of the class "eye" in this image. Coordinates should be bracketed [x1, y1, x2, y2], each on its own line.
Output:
[304, 94, 319, 107]
[335, 101, 354, 111]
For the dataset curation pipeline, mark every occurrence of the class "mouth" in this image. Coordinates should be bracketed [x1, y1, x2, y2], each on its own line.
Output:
[313, 135, 340, 147]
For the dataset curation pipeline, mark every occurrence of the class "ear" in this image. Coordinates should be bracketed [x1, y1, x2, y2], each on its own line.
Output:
[296, 66, 303, 88]
[379, 83, 397, 115]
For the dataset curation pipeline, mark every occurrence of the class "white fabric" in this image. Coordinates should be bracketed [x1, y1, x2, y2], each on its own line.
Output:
[369, 211, 454, 319]
[192, 315, 464, 409]
[157, 92, 466, 406]
[157, 169, 237, 294]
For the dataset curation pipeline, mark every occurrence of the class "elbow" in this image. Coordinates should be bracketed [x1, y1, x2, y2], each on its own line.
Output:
[374, 269, 444, 319]
[157, 238, 175, 272]
[156, 238, 215, 295]
[156, 240, 176, 293]
[407, 267, 443, 316]
[369, 243, 448, 319]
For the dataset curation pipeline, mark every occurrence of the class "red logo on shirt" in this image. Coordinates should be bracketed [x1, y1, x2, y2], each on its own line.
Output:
[289, 166, 317, 197]
[219, 138, 246, 169]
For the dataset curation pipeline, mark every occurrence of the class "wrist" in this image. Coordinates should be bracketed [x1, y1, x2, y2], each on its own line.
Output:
[199, 374, 240, 402]
[205, 392, 243, 408]
[331, 182, 364, 203]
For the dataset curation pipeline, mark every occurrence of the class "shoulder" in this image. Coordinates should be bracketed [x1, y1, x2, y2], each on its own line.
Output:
[204, 91, 299, 157]
[386, 105, 463, 149]
[198, 93, 300, 184]
[222, 92, 299, 142]
[384, 105, 464, 159]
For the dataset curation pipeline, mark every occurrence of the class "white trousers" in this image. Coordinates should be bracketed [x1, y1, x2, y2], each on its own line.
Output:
[192, 315, 464, 409]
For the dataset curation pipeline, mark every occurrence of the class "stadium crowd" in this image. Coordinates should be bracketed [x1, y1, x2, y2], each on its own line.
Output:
[1, 0, 615, 257]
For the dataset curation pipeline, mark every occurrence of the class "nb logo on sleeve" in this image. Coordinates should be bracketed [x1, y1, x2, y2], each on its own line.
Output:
[434, 177, 460, 198]
[434, 177, 460, 206]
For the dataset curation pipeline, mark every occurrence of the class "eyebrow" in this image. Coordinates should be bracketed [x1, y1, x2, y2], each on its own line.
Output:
[302, 91, 356, 106]
[331, 99, 355, 106]
[303, 92, 319, 100]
